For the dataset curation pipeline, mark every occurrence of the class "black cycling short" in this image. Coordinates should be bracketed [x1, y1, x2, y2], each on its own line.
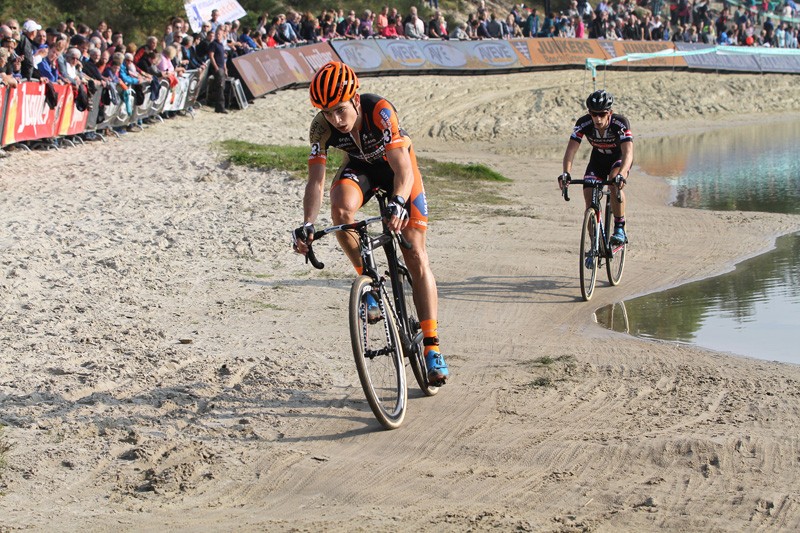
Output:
[583, 151, 622, 187]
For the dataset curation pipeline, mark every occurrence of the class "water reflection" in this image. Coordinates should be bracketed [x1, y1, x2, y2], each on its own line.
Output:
[596, 232, 800, 363]
[597, 119, 800, 364]
[637, 119, 800, 214]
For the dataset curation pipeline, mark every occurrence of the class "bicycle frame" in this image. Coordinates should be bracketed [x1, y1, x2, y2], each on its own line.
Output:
[304, 190, 417, 358]
[567, 178, 622, 264]
[302, 190, 436, 428]
[561, 176, 628, 300]
[589, 184, 612, 265]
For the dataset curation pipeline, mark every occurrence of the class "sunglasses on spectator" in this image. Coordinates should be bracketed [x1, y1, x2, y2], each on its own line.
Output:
[590, 111, 609, 117]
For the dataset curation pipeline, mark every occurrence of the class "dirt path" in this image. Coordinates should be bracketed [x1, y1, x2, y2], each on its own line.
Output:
[2, 70, 800, 531]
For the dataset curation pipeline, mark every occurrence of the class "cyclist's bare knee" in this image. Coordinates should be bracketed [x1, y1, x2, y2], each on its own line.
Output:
[330, 186, 361, 224]
[331, 203, 359, 224]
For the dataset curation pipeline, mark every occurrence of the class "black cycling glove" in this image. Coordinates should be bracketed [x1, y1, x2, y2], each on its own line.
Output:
[386, 195, 409, 222]
[292, 222, 315, 250]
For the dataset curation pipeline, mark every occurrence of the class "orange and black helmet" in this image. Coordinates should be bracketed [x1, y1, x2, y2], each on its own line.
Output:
[309, 61, 359, 109]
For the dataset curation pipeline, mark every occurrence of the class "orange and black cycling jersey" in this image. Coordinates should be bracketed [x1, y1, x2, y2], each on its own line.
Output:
[308, 93, 408, 169]
[570, 113, 633, 157]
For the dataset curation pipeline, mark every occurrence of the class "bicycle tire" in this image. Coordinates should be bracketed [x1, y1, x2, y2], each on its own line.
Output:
[580, 208, 599, 301]
[396, 266, 439, 397]
[606, 235, 626, 286]
[349, 275, 407, 429]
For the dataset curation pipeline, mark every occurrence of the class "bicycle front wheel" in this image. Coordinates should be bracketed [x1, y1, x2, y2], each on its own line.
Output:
[606, 233, 626, 285]
[580, 208, 599, 301]
[349, 275, 407, 430]
[396, 266, 438, 397]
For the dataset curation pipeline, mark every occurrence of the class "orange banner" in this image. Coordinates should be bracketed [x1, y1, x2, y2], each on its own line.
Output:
[511, 38, 607, 67]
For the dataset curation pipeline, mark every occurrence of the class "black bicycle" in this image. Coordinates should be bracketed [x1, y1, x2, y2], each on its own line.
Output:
[304, 190, 438, 430]
[560, 175, 627, 301]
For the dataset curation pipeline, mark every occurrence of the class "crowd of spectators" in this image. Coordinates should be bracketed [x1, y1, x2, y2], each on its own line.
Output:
[0, 0, 798, 107]
[218, 0, 800, 47]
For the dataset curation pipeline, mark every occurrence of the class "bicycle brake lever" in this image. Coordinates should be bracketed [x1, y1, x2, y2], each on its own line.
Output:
[395, 232, 412, 250]
[306, 244, 325, 269]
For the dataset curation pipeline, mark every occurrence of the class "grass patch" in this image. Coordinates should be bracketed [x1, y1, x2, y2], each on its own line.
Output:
[526, 354, 576, 368]
[421, 161, 511, 183]
[219, 140, 343, 178]
[219, 141, 514, 216]
[416, 158, 512, 212]
[242, 271, 273, 279]
[530, 377, 553, 388]
[255, 302, 285, 311]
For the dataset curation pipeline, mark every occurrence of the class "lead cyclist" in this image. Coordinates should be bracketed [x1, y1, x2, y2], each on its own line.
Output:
[291, 61, 449, 386]
[560, 89, 634, 245]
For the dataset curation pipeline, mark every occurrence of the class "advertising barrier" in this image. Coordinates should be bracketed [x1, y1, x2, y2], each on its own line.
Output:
[4, 38, 800, 151]
[0, 86, 6, 146]
[57, 84, 90, 136]
[511, 38, 607, 67]
[231, 52, 282, 96]
[232, 43, 340, 98]
[598, 41, 687, 69]
[185, 66, 209, 109]
[330, 39, 386, 72]
[331, 39, 524, 72]
[2, 81, 68, 147]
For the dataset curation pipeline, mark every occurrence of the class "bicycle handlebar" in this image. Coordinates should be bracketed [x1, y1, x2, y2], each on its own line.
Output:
[303, 215, 410, 270]
[559, 176, 624, 202]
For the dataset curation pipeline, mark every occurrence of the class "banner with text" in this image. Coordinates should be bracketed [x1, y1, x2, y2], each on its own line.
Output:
[598, 41, 687, 69]
[511, 38, 607, 67]
[331, 39, 523, 72]
[2, 82, 68, 147]
[184, 0, 247, 33]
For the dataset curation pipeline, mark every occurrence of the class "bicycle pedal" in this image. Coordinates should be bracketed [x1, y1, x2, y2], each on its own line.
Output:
[428, 377, 446, 387]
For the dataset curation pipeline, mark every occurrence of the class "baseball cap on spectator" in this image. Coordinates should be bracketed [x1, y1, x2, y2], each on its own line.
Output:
[70, 34, 87, 46]
[22, 20, 42, 33]
[37, 43, 48, 51]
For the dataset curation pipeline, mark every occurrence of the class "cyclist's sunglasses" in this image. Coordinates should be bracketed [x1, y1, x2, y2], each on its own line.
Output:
[590, 111, 610, 117]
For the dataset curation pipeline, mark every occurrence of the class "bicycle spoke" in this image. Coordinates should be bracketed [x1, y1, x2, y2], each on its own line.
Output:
[580, 208, 599, 301]
[350, 276, 406, 429]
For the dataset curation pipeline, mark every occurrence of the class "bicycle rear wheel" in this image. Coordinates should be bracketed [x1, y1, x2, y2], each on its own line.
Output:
[580, 208, 599, 301]
[606, 235, 627, 286]
[395, 265, 439, 397]
[349, 275, 407, 429]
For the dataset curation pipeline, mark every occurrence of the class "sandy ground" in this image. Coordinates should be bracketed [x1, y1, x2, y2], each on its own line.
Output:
[2, 69, 800, 532]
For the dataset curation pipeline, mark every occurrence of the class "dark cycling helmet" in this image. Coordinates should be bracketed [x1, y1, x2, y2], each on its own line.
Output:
[586, 90, 614, 112]
[310, 61, 360, 109]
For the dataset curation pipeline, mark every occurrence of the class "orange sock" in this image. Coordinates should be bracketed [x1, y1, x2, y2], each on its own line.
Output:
[354, 265, 363, 275]
[421, 319, 440, 356]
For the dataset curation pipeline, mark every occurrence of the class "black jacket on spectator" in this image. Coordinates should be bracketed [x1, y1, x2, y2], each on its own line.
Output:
[17, 33, 38, 80]
[195, 39, 211, 63]
[82, 59, 104, 81]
